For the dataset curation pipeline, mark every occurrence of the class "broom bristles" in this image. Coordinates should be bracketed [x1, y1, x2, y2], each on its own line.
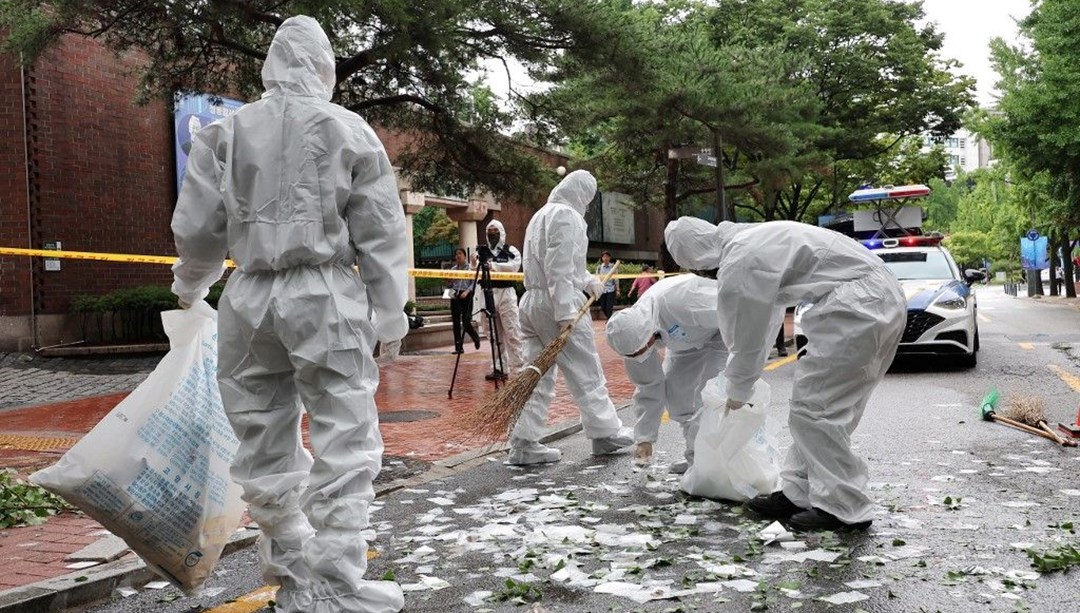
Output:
[1004, 396, 1047, 427]
[458, 329, 572, 443]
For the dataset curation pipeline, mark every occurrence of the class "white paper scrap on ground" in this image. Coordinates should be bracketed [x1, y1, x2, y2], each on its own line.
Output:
[65, 561, 100, 570]
[1002, 501, 1039, 508]
[1060, 489, 1080, 496]
[885, 546, 930, 560]
[143, 581, 171, 590]
[759, 521, 794, 544]
[844, 579, 883, 589]
[780, 541, 807, 551]
[819, 591, 869, 605]
[762, 549, 842, 565]
[723, 579, 760, 592]
[464, 590, 493, 607]
[594, 580, 724, 604]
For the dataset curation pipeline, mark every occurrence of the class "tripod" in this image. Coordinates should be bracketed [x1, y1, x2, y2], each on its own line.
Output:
[448, 256, 507, 399]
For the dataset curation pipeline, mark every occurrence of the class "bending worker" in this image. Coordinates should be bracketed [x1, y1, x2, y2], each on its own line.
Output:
[605, 274, 728, 474]
[508, 170, 633, 465]
[478, 219, 526, 378]
[664, 217, 904, 532]
[171, 16, 405, 612]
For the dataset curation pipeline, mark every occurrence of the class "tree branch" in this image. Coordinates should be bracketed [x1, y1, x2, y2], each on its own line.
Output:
[349, 93, 444, 113]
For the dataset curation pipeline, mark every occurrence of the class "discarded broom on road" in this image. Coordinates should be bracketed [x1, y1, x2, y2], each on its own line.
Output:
[1004, 396, 1077, 447]
[979, 389, 1076, 446]
[459, 262, 621, 443]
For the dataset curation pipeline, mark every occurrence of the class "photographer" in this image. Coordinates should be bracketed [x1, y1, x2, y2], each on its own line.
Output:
[474, 220, 526, 378]
[447, 248, 481, 354]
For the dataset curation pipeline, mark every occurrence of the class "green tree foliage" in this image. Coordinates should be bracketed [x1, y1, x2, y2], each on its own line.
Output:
[0, 0, 623, 200]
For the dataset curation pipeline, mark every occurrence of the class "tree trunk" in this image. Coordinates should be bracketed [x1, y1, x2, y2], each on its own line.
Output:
[1049, 231, 1060, 297]
[1064, 235, 1077, 298]
[660, 148, 680, 272]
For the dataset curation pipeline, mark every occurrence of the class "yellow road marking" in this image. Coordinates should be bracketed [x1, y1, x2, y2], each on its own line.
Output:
[0, 433, 79, 451]
[1019, 342, 1035, 350]
[661, 410, 670, 424]
[1049, 364, 1080, 393]
[764, 354, 798, 371]
[203, 586, 277, 613]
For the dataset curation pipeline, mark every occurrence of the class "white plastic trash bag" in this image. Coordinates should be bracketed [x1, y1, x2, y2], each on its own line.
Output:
[31, 301, 244, 595]
[681, 377, 780, 501]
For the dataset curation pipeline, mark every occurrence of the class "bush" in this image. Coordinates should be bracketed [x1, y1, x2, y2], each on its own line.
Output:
[68, 282, 225, 344]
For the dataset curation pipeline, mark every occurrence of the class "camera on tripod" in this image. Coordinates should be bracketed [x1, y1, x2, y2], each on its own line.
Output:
[476, 244, 512, 268]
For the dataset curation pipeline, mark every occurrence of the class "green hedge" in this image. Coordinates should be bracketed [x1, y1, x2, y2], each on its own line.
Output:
[70, 283, 225, 344]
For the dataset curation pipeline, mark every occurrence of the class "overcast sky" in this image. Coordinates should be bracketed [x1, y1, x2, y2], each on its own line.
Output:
[918, 0, 1033, 106]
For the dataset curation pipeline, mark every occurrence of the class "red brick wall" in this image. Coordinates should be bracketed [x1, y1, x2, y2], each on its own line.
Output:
[0, 53, 31, 316]
[25, 35, 175, 314]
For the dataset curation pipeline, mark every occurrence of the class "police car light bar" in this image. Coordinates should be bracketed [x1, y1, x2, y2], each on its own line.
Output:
[861, 236, 943, 249]
[848, 184, 932, 203]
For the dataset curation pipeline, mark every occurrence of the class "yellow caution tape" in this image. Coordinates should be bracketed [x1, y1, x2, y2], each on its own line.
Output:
[0, 247, 680, 282]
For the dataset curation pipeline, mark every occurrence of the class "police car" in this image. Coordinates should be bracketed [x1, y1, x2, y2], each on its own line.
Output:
[794, 235, 984, 367]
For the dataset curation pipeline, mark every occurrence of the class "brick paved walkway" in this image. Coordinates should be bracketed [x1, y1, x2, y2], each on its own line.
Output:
[0, 321, 637, 592]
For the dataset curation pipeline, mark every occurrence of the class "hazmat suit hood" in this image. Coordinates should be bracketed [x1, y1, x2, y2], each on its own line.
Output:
[664, 217, 741, 271]
[486, 219, 507, 251]
[261, 16, 337, 101]
[606, 304, 656, 357]
[547, 170, 597, 217]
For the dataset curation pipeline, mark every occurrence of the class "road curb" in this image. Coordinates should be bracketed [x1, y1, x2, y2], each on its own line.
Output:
[0, 405, 625, 612]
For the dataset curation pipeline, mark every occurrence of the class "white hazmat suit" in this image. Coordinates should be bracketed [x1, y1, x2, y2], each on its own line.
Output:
[664, 218, 905, 527]
[482, 219, 526, 375]
[171, 16, 405, 612]
[605, 275, 728, 471]
[508, 170, 633, 464]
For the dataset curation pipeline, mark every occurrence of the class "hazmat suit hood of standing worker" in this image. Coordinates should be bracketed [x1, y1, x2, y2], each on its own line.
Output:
[487, 219, 508, 252]
[548, 169, 598, 218]
[662, 216, 905, 532]
[171, 15, 406, 613]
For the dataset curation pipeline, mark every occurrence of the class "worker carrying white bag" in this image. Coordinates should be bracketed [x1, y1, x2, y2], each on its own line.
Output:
[681, 378, 780, 501]
[31, 301, 244, 595]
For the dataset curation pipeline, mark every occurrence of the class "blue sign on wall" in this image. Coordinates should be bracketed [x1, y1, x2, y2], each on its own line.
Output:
[1020, 231, 1048, 270]
[174, 93, 245, 194]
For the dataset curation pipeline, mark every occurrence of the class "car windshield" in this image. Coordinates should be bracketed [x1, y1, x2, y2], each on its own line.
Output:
[877, 251, 955, 280]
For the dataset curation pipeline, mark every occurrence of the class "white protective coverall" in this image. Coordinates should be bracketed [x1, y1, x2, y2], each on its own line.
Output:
[605, 274, 728, 467]
[664, 217, 905, 524]
[483, 219, 526, 374]
[171, 16, 405, 613]
[509, 170, 632, 463]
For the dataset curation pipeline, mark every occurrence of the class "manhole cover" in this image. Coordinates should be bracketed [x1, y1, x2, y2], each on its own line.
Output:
[380, 410, 439, 423]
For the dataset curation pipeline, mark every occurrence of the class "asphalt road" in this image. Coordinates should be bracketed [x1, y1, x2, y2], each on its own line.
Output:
[81, 287, 1080, 613]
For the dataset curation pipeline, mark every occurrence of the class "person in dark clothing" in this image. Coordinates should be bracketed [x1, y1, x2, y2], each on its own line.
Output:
[597, 251, 619, 319]
[447, 248, 481, 354]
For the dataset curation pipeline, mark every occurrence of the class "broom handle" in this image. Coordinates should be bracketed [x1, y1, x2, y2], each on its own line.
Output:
[566, 260, 622, 327]
[992, 414, 1061, 442]
[1038, 420, 1077, 446]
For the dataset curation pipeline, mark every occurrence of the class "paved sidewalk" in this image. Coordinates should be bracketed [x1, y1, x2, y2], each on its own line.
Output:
[0, 321, 640, 594]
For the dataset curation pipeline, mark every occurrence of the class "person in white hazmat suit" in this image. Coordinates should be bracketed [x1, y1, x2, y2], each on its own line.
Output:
[170, 16, 406, 612]
[664, 217, 905, 531]
[604, 274, 728, 474]
[507, 170, 634, 465]
[477, 219, 526, 378]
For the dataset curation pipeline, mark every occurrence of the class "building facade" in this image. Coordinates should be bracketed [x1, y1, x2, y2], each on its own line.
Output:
[0, 34, 664, 351]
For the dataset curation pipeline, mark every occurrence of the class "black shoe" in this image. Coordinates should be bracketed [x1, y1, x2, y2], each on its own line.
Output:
[745, 491, 804, 519]
[777, 349, 788, 357]
[473, 335, 482, 350]
[485, 369, 507, 381]
[786, 508, 872, 532]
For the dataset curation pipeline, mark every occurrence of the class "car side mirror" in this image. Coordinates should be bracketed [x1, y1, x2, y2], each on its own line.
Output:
[963, 269, 986, 285]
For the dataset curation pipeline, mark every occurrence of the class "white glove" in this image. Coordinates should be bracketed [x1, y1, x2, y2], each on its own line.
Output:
[374, 311, 409, 344]
[587, 278, 604, 301]
[375, 339, 402, 366]
[558, 319, 577, 331]
[725, 398, 745, 412]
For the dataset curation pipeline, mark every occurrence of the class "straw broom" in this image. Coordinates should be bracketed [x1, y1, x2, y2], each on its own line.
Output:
[1004, 396, 1077, 447]
[459, 261, 621, 443]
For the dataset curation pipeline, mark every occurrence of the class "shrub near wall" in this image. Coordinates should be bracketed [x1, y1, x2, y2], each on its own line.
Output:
[70, 284, 224, 344]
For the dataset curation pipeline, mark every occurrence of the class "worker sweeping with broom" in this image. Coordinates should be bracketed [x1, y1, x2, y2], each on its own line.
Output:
[503, 170, 634, 465]
[665, 217, 905, 531]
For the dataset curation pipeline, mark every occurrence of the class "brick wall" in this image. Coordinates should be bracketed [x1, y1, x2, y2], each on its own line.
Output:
[24, 35, 175, 315]
[0, 53, 31, 317]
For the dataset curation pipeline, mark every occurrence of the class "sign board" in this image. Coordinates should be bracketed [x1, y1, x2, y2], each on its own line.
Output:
[852, 207, 923, 233]
[1020, 234, 1049, 270]
[43, 241, 61, 272]
[174, 93, 245, 194]
[601, 192, 636, 245]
